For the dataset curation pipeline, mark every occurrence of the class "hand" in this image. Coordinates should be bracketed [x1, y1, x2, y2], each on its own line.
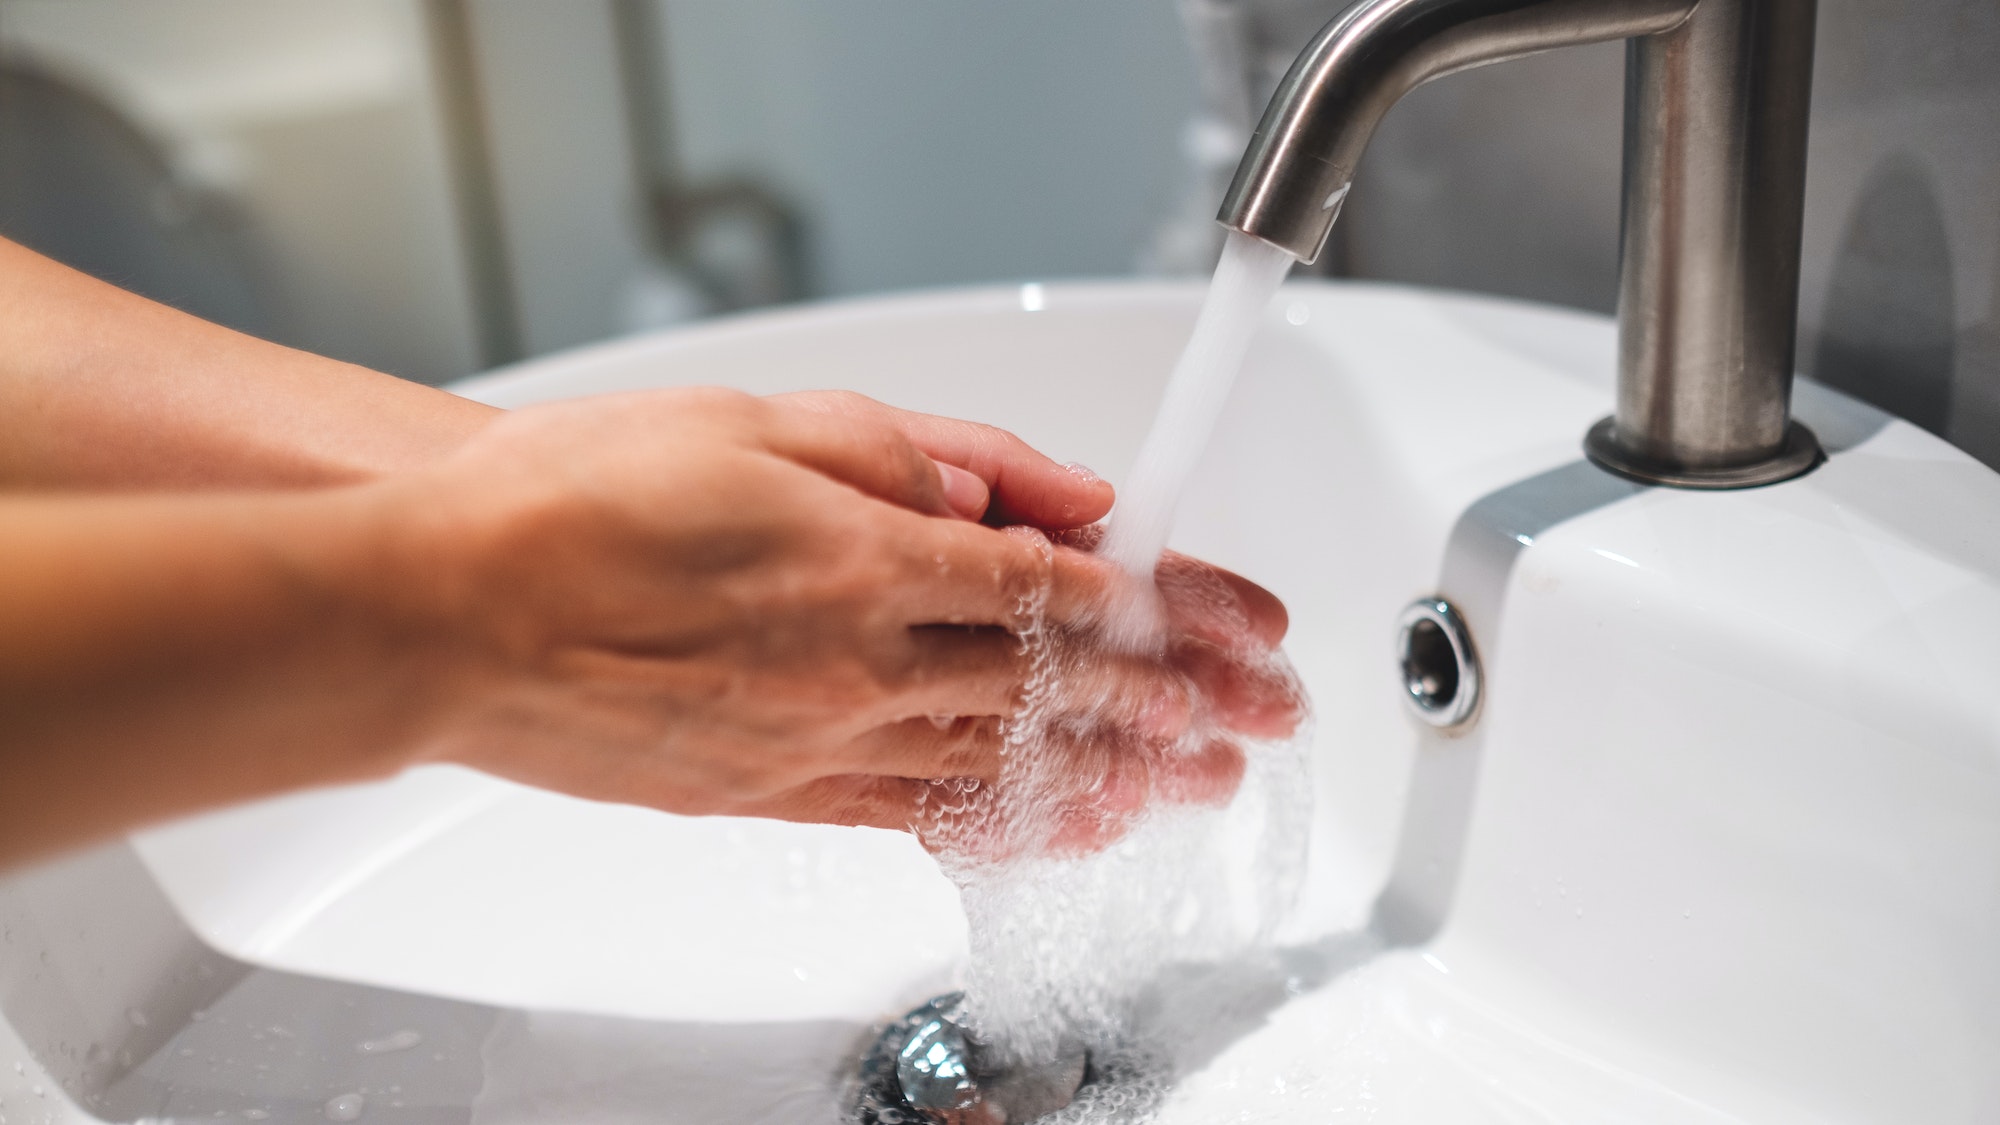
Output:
[770, 390, 1114, 528]
[366, 388, 1298, 851]
[954, 528, 1304, 857]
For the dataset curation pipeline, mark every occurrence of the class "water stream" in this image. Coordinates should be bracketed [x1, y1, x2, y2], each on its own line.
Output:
[1098, 232, 1299, 582]
[920, 230, 1309, 1122]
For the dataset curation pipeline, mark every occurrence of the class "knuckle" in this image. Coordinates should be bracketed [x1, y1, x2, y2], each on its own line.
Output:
[822, 389, 877, 414]
[682, 385, 760, 418]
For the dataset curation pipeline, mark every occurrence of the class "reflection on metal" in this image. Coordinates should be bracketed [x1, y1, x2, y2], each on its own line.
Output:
[1585, 416, 1822, 489]
[1220, 0, 1825, 490]
[896, 1006, 980, 1115]
[854, 993, 1087, 1125]
[1396, 598, 1480, 729]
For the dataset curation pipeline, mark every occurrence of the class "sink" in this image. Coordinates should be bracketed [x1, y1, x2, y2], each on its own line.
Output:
[3, 279, 1996, 1123]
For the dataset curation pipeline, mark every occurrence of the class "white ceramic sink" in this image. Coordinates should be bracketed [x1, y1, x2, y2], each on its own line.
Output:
[3, 280, 1997, 1123]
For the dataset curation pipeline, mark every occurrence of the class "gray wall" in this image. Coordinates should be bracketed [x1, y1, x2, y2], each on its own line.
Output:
[654, 0, 1199, 298]
[1333, 0, 2000, 469]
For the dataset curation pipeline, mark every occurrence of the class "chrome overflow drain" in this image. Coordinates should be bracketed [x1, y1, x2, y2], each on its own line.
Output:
[1396, 598, 1481, 729]
[854, 994, 1088, 1124]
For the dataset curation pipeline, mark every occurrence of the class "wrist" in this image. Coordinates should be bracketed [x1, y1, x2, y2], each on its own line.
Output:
[323, 470, 531, 776]
[285, 482, 497, 780]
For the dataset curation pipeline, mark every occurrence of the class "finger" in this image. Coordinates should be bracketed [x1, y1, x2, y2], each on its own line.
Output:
[935, 460, 991, 520]
[1042, 751, 1152, 856]
[1175, 642, 1308, 739]
[1151, 737, 1247, 807]
[734, 773, 932, 833]
[883, 522, 1149, 640]
[907, 419, 1114, 530]
[1041, 542, 1146, 629]
[776, 390, 1115, 529]
[837, 714, 1005, 783]
[1015, 641, 1197, 742]
[755, 397, 956, 517]
[1156, 552, 1290, 649]
[880, 536, 1202, 738]
[885, 625, 1031, 720]
[881, 516, 1058, 628]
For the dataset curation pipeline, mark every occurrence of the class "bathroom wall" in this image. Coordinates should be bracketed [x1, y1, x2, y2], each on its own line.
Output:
[0, 0, 485, 384]
[648, 0, 1199, 298]
[1, 0, 1203, 377]
[1330, 0, 2000, 469]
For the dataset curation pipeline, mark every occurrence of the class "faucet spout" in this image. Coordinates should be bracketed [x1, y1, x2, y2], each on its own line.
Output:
[1221, 0, 1696, 263]
[1223, 0, 1824, 489]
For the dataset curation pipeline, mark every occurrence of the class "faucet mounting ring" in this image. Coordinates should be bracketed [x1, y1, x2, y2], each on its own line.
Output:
[1584, 417, 1822, 490]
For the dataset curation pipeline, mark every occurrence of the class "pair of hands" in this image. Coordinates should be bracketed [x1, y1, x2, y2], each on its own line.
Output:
[373, 388, 1302, 854]
[0, 237, 1301, 866]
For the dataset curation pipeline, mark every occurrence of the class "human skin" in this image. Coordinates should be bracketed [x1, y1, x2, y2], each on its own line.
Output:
[0, 238, 1300, 868]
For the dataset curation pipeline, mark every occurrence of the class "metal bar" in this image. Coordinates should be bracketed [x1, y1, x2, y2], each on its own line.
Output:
[422, 0, 525, 371]
[1604, 0, 1820, 479]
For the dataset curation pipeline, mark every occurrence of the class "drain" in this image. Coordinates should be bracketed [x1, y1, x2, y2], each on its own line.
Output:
[853, 994, 1087, 1125]
[1396, 598, 1480, 728]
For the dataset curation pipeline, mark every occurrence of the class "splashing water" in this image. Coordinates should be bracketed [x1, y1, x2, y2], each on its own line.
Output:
[912, 230, 1310, 1122]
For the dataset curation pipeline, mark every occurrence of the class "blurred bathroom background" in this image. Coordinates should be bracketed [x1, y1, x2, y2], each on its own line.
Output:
[1, 0, 1996, 465]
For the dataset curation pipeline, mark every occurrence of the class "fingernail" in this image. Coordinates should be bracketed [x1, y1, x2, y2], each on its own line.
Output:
[935, 460, 990, 520]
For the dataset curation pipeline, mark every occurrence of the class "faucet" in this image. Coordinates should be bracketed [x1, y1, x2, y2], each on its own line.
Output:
[1221, 0, 1822, 488]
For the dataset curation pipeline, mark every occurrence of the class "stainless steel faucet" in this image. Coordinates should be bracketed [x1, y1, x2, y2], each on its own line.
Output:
[1221, 0, 1822, 488]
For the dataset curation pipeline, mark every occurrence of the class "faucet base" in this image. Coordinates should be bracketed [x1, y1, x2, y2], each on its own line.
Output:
[1583, 417, 1822, 490]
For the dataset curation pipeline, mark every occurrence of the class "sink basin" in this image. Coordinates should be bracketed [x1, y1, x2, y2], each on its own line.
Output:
[3, 279, 1996, 1123]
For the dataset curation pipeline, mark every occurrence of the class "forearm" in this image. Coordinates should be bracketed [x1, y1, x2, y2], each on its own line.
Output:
[0, 490, 448, 866]
[0, 237, 498, 490]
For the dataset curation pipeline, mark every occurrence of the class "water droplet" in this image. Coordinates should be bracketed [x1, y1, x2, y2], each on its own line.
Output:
[1284, 301, 1310, 326]
[244, 1112, 269, 1121]
[323, 1093, 365, 1122]
[1574, 907, 1585, 919]
[124, 1009, 149, 1029]
[355, 1030, 422, 1055]
[792, 966, 809, 981]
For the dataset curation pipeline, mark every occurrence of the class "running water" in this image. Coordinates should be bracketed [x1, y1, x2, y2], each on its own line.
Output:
[1099, 231, 1298, 583]
[908, 230, 1311, 1124]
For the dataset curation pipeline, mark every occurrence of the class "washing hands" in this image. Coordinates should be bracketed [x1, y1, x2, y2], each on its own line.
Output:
[394, 388, 1304, 854]
[0, 236, 1301, 867]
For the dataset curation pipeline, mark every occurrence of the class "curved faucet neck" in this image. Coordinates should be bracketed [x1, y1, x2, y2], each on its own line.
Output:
[1222, 0, 1823, 489]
